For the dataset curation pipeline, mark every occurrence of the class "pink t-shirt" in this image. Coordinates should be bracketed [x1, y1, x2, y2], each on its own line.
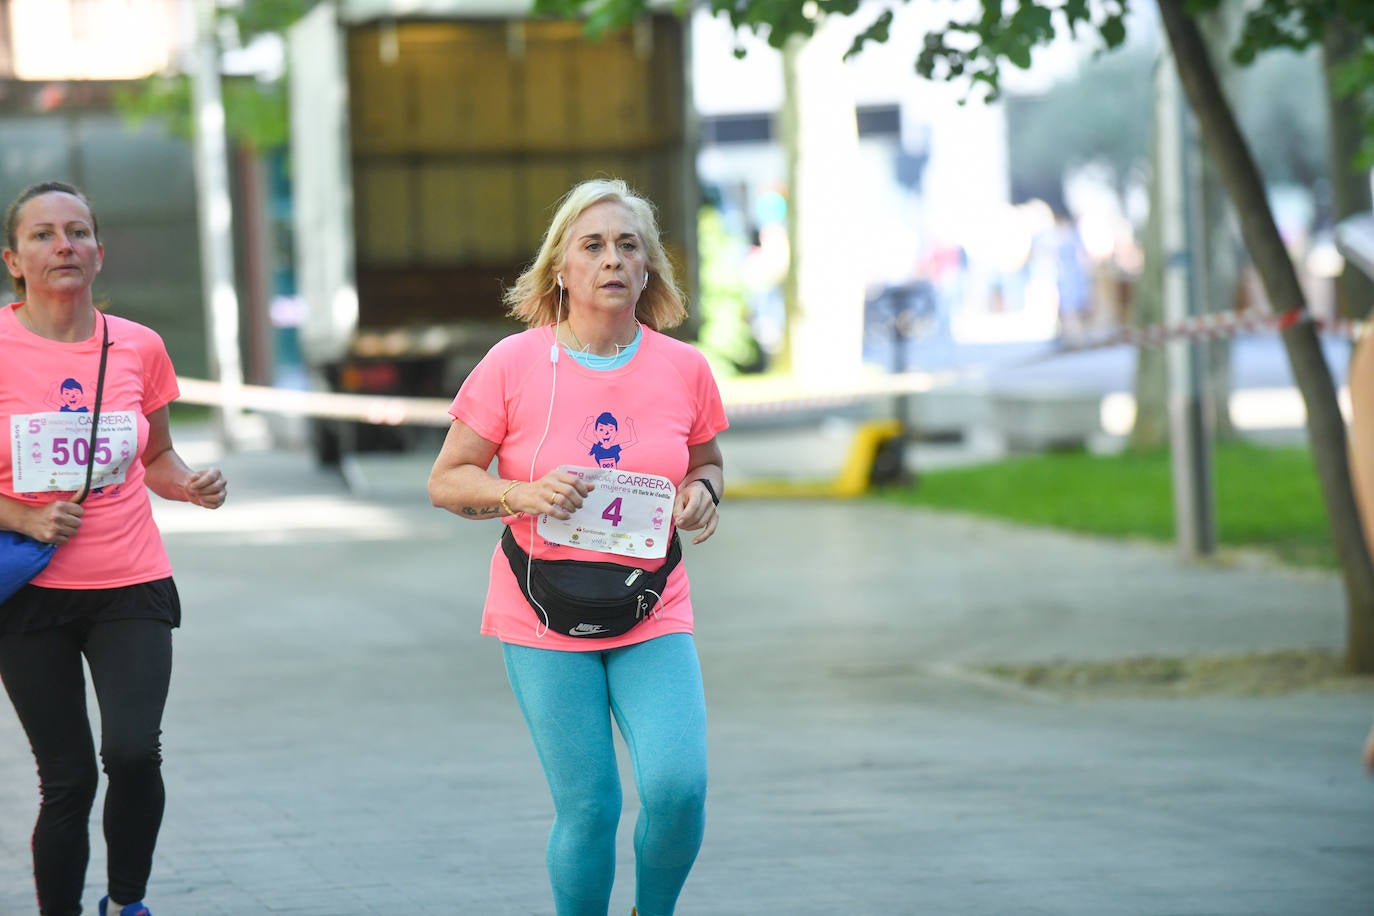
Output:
[0, 304, 180, 588]
[451, 325, 728, 650]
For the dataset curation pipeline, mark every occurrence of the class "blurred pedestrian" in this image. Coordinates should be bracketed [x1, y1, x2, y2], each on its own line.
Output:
[1053, 211, 1092, 339]
[429, 177, 726, 916]
[0, 181, 227, 916]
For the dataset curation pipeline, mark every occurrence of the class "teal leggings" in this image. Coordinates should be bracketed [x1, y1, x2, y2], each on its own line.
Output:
[503, 634, 707, 916]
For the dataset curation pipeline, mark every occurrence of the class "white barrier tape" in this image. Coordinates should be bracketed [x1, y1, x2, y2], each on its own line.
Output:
[174, 377, 453, 427]
[174, 371, 963, 423]
[172, 310, 1369, 425]
[717, 369, 965, 418]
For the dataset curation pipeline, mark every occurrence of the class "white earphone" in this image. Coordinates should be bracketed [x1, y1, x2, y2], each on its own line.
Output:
[550, 273, 564, 362]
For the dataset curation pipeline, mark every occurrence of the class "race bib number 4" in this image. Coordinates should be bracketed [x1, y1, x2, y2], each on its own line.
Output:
[537, 465, 677, 559]
[10, 411, 138, 494]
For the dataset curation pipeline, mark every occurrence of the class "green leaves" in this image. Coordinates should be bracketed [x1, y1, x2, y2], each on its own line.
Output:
[114, 0, 318, 152]
[713, 0, 821, 49]
[1099, 12, 1127, 48]
[537, 0, 647, 39]
[844, 10, 894, 61]
[231, 0, 321, 43]
[1331, 51, 1374, 168]
[1230, 0, 1374, 62]
[910, 0, 1138, 103]
[114, 72, 290, 151]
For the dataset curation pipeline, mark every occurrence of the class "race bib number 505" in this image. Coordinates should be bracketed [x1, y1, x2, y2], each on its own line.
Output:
[10, 411, 138, 493]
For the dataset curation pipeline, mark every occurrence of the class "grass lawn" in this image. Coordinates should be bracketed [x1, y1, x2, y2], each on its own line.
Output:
[981, 646, 1358, 697]
[872, 441, 1336, 569]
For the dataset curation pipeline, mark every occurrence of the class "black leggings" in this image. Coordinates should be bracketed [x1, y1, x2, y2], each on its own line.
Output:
[0, 618, 172, 915]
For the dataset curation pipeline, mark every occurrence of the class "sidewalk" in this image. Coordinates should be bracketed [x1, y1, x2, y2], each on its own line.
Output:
[0, 435, 1369, 915]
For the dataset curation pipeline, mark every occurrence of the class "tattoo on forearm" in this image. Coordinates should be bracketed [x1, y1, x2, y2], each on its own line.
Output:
[461, 505, 502, 517]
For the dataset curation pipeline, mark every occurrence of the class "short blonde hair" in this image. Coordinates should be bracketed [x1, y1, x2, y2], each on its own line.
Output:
[504, 178, 687, 330]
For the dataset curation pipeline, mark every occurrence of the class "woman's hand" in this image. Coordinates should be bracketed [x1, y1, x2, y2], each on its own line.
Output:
[507, 470, 595, 520]
[677, 439, 723, 545]
[28, 500, 84, 545]
[674, 481, 719, 544]
[184, 467, 227, 509]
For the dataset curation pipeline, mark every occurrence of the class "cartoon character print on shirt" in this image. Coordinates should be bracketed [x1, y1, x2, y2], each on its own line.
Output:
[30, 374, 120, 499]
[578, 411, 639, 469]
[58, 378, 88, 412]
[54, 374, 108, 496]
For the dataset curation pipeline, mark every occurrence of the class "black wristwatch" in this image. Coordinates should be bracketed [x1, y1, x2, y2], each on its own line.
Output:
[694, 478, 720, 506]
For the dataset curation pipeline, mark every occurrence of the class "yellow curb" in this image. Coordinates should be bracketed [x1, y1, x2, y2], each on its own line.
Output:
[728, 419, 904, 500]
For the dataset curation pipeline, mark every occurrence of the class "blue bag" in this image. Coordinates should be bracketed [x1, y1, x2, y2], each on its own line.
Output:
[0, 315, 109, 606]
[0, 532, 56, 604]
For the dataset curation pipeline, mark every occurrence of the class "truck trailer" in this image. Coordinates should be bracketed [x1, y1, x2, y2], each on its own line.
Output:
[287, 0, 697, 463]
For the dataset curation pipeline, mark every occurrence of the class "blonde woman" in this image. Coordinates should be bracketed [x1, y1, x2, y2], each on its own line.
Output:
[430, 178, 725, 915]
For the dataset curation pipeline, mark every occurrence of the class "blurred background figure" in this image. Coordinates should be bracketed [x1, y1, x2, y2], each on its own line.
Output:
[1053, 209, 1092, 339]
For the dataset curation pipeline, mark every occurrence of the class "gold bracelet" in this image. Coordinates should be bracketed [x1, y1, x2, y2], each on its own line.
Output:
[498, 480, 521, 517]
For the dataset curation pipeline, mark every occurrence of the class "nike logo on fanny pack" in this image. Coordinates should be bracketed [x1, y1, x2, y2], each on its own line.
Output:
[570, 623, 609, 636]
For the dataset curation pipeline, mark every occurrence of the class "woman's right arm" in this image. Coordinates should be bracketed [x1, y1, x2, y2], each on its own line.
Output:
[428, 420, 511, 520]
[0, 493, 83, 543]
[428, 419, 593, 521]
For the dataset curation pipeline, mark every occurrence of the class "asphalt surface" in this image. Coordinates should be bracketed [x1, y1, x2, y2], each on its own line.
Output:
[0, 431, 1370, 915]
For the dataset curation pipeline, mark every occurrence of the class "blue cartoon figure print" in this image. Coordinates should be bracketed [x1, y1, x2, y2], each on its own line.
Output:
[58, 378, 88, 412]
[578, 411, 639, 469]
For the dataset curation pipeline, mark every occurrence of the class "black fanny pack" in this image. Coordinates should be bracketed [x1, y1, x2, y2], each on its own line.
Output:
[500, 526, 681, 638]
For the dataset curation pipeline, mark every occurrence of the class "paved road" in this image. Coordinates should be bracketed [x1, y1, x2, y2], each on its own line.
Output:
[0, 438, 1370, 915]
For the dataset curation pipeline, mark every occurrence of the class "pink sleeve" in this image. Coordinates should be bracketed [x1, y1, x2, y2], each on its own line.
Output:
[113, 318, 179, 413]
[142, 335, 180, 413]
[688, 353, 729, 445]
[450, 338, 516, 443]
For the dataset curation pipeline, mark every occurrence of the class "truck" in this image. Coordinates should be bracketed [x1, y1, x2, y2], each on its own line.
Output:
[287, 0, 697, 463]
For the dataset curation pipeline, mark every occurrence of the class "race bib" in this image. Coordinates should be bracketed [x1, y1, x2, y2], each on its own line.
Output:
[537, 465, 677, 559]
[10, 410, 139, 494]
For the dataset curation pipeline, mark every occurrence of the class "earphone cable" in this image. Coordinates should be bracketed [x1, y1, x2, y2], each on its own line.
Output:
[524, 283, 565, 638]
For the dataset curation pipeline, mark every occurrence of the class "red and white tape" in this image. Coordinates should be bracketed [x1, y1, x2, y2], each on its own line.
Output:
[1056, 308, 1367, 354]
[173, 309, 1368, 424]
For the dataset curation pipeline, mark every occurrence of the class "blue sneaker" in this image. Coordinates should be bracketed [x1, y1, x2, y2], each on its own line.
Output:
[98, 898, 151, 916]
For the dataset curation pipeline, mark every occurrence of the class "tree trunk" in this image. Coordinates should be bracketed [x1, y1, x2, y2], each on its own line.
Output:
[1131, 7, 1241, 451]
[1323, 18, 1374, 322]
[776, 35, 802, 376]
[1157, 0, 1374, 673]
[1197, 5, 1242, 441]
[1200, 161, 1239, 442]
[1128, 252, 1170, 448]
[779, 24, 865, 382]
[1129, 67, 1168, 451]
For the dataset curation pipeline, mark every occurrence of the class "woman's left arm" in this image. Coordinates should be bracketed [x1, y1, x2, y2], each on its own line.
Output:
[676, 437, 724, 544]
[141, 406, 227, 509]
